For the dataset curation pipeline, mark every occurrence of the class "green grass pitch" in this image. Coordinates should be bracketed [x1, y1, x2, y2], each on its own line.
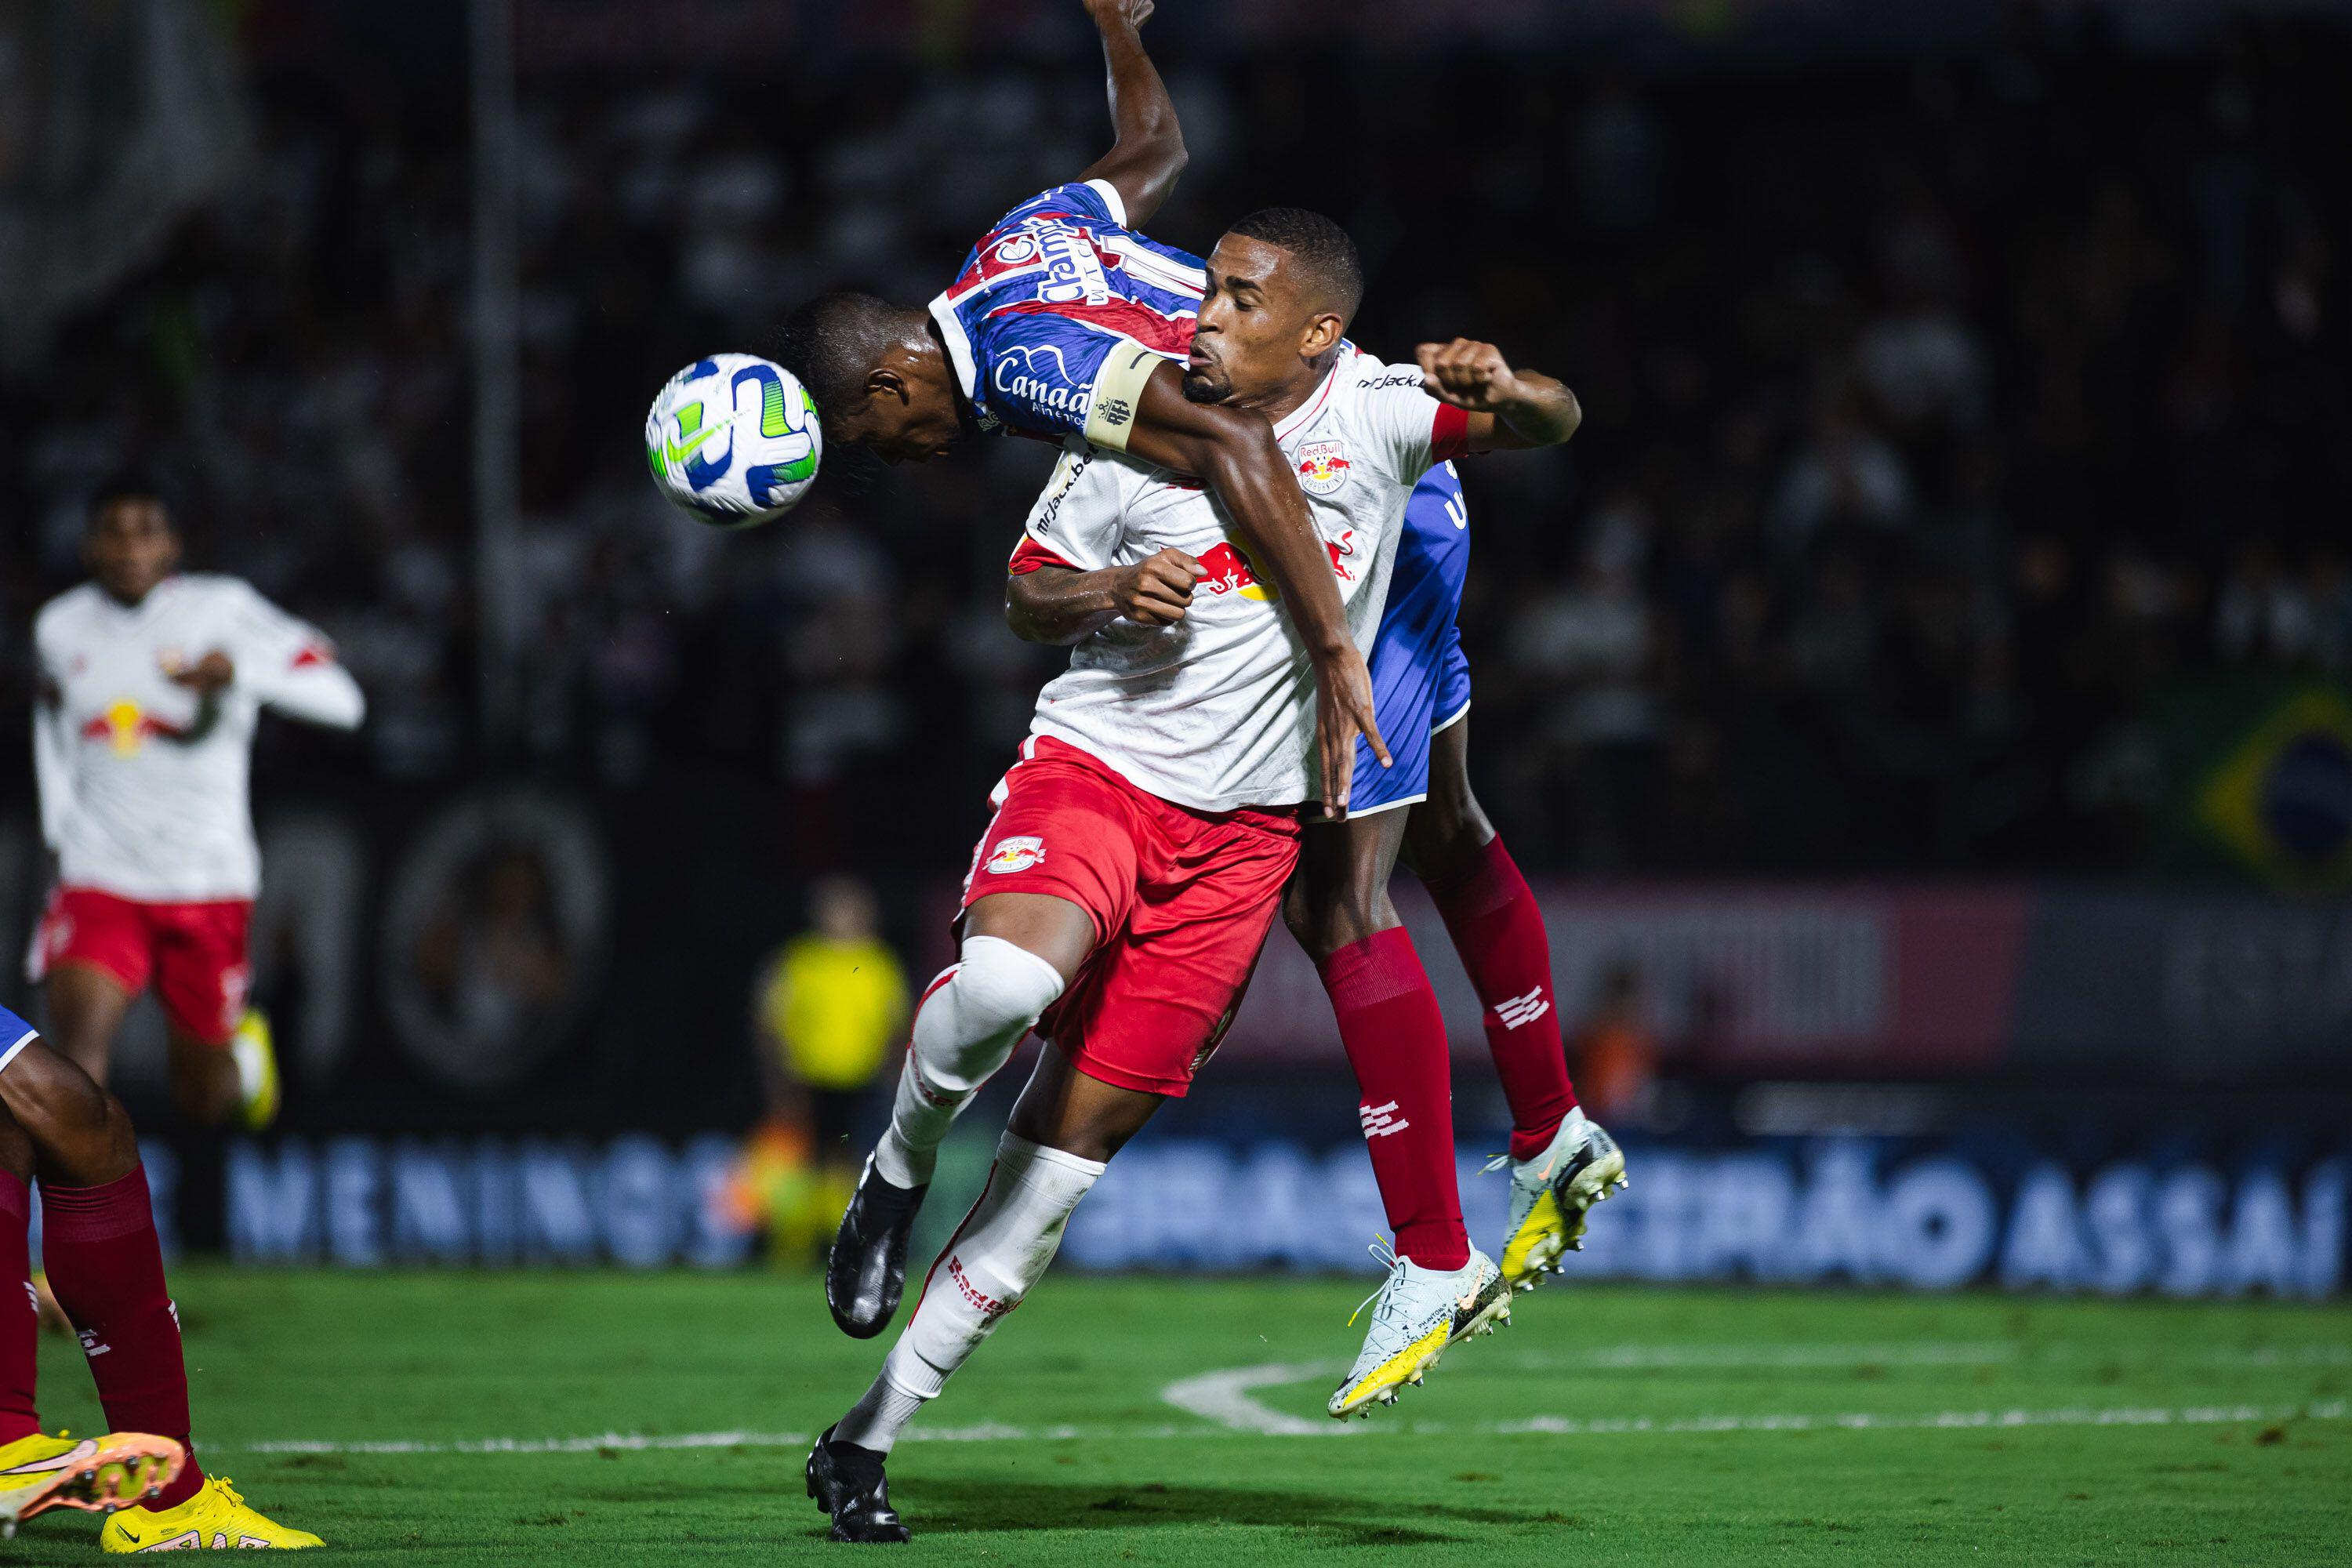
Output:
[10, 1265, 2347, 1563]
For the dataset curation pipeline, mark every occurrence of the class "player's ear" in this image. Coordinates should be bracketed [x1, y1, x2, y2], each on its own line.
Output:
[1300, 310, 1343, 359]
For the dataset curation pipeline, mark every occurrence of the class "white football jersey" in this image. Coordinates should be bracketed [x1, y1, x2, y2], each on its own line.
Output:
[1010, 346, 1471, 812]
[31, 575, 365, 903]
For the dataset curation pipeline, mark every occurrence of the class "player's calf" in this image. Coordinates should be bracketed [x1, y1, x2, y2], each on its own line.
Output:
[829, 936, 1065, 1338]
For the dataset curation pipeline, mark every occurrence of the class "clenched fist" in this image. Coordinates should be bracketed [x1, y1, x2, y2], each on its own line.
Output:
[1415, 338, 1536, 413]
[1083, 0, 1156, 30]
[1112, 547, 1201, 626]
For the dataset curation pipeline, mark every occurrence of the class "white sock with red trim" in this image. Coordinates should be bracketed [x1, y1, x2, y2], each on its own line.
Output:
[836, 1130, 1104, 1453]
[873, 936, 1064, 1189]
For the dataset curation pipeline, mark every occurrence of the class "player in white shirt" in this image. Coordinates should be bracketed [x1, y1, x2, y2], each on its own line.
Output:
[28, 480, 365, 1130]
[808, 207, 1580, 1541]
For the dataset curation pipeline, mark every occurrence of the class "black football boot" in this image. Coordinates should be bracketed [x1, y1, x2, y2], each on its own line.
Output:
[807, 1424, 912, 1544]
[826, 1153, 927, 1338]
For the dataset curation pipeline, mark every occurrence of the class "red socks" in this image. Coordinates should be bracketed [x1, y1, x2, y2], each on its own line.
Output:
[39, 1167, 202, 1508]
[1425, 835, 1578, 1162]
[1316, 927, 1469, 1271]
[0, 1173, 36, 1445]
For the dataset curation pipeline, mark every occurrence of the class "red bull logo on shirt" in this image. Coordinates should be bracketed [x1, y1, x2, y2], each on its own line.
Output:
[1296, 440, 1352, 496]
[80, 699, 187, 757]
[1196, 540, 1271, 601]
[1196, 530, 1360, 602]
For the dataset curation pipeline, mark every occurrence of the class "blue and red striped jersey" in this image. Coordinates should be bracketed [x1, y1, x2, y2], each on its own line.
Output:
[925, 180, 1206, 441]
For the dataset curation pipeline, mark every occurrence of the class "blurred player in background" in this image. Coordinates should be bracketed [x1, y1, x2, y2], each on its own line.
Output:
[27, 478, 365, 1131]
[1283, 462, 1627, 1383]
[0, 997, 317, 1549]
[739, 879, 909, 1260]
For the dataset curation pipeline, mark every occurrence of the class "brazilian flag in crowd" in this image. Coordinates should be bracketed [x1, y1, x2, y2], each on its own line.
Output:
[2164, 676, 2352, 891]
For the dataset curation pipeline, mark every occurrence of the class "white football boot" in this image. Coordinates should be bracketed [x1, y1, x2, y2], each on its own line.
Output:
[1327, 1244, 1508, 1419]
[1493, 1108, 1628, 1291]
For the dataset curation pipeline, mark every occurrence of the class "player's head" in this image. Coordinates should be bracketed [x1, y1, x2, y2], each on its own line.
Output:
[1185, 208, 1363, 407]
[776, 292, 964, 464]
[811, 875, 879, 942]
[84, 474, 180, 604]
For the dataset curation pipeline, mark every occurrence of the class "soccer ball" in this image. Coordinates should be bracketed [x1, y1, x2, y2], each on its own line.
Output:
[644, 354, 822, 528]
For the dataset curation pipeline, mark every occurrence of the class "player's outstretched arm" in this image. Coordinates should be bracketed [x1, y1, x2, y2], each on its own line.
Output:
[1007, 547, 1203, 646]
[1075, 0, 1186, 229]
[1417, 338, 1582, 451]
[1119, 361, 1389, 815]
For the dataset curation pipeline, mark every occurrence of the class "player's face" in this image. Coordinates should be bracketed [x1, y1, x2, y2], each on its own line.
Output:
[85, 499, 180, 604]
[1185, 236, 1342, 407]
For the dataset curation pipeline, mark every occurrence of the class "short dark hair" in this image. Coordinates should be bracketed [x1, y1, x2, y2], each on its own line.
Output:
[86, 472, 174, 529]
[775, 292, 912, 423]
[1226, 207, 1363, 320]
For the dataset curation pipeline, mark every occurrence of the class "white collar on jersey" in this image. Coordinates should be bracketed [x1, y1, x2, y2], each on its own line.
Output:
[1271, 356, 1344, 441]
[92, 574, 182, 623]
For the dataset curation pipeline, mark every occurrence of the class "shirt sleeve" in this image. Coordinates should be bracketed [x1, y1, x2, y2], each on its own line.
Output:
[1014, 445, 1123, 572]
[996, 179, 1127, 232]
[1355, 373, 1472, 485]
[223, 585, 367, 731]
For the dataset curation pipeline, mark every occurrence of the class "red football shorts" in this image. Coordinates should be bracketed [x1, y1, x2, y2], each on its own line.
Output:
[34, 887, 253, 1046]
[959, 737, 1300, 1097]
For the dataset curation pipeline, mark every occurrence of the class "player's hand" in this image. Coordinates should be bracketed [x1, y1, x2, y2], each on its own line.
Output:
[1312, 646, 1391, 819]
[1415, 338, 1533, 413]
[1112, 547, 1202, 627]
[1083, 0, 1156, 31]
[165, 650, 236, 695]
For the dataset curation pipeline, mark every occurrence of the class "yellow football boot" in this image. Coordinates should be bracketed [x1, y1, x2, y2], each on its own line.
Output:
[1327, 1245, 1508, 1418]
[229, 1010, 281, 1131]
[0, 1431, 184, 1536]
[1496, 1109, 1628, 1291]
[100, 1475, 321, 1552]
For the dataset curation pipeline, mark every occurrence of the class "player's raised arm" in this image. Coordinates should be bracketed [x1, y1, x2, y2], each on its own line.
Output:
[1415, 338, 1583, 451]
[1074, 0, 1187, 230]
[1119, 359, 1389, 815]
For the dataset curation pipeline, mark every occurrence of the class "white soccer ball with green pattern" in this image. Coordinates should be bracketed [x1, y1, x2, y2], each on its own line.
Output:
[644, 354, 822, 528]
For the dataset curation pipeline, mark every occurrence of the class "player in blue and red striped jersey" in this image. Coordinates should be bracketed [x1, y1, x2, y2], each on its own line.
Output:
[776, 0, 1386, 822]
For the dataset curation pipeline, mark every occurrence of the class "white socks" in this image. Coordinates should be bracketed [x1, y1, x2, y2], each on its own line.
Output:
[832, 1131, 1105, 1454]
[873, 936, 1065, 1189]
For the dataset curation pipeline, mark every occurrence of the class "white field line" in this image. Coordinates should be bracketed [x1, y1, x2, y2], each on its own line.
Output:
[222, 1399, 2352, 1457]
[1159, 1341, 2352, 1436]
[213, 1340, 2352, 1456]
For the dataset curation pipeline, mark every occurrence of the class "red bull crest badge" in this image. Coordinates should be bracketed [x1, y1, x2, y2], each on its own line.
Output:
[985, 836, 1047, 874]
[1295, 441, 1352, 496]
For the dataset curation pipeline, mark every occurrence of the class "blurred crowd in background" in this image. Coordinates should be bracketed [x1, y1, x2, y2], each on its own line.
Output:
[4, 0, 2348, 883]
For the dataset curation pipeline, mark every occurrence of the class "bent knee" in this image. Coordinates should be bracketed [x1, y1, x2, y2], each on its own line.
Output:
[1283, 880, 1391, 961]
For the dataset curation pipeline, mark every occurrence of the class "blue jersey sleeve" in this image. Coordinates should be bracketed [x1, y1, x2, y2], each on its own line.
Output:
[0, 1001, 38, 1069]
[993, 179, 1129, 233]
